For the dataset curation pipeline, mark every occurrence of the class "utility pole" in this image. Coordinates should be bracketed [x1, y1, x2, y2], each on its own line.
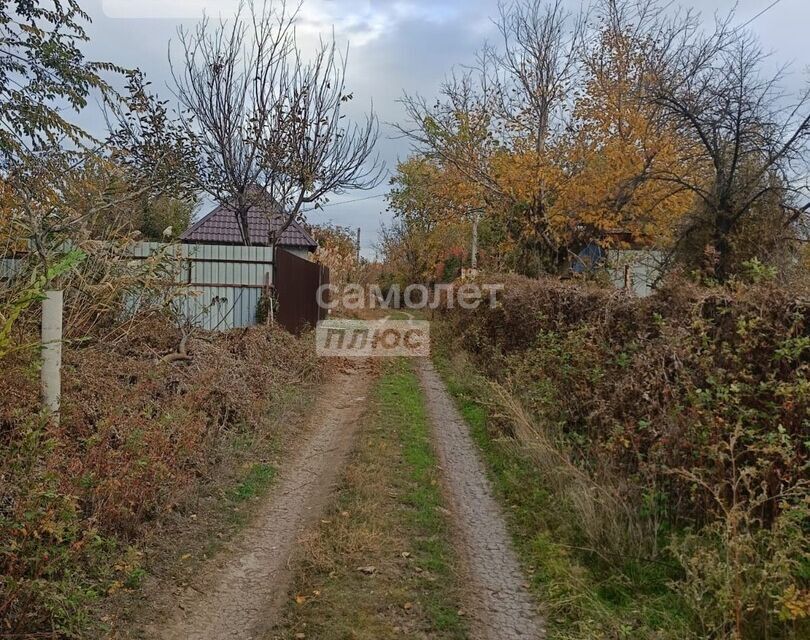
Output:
[356, 227, 361, 264]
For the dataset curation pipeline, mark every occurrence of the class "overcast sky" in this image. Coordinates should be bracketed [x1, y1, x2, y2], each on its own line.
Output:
[77, 0, 808, 257]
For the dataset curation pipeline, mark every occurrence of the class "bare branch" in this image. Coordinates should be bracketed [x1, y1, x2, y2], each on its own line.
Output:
[171, 0, 383, 246]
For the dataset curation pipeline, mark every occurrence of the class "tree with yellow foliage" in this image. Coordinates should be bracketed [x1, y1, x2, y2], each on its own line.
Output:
[384, 156, 474, 283]
[559, 10, 697, 248]
[399, 0, 584, 274]
[397, 0, 809, 280]
[311, 223, 359, 286]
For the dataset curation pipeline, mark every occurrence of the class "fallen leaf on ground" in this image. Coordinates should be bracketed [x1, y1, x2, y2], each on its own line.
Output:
[356, 565, 376, 575]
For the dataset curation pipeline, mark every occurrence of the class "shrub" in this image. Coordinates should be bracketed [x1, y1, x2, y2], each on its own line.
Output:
[439, 274, 809, 638]
[0, 312, 323, 636]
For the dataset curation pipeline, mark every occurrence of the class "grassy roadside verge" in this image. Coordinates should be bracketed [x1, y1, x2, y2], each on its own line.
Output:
[431, 336, 692, 640]
[106, 384, 317, 639]
[270, 359, 467, 640]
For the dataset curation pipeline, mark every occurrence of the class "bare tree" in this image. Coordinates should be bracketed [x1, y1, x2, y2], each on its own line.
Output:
[487, 0, 584, 153]
[653, 27, 810, 279]
[399, 0, 583, 179]
[171, 0, 383, 246]
[399, 73, 496, 197]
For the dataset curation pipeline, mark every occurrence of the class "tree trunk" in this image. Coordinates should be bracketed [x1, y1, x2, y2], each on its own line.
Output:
[713, 212, 734, 281]
[471, 210, 480, 271]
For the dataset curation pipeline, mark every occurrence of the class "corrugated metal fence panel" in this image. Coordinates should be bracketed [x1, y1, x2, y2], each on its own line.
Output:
[3, 243, 274, 331]
[608, 250, 664, 297]
[182, 245, 273, 286]
[274, 248, 329, 334]
[134, 242, 274, 331]
[174, 285, 262, 330]
[1, 258, 20, 280]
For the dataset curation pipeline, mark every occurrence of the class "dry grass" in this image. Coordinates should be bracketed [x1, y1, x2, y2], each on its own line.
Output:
[0, 312, 328, 638]
[487, 380, 652, 560]
[433, 347, 694, 640]
[435, 273, 809, 639]
[296, 464, 389, 575]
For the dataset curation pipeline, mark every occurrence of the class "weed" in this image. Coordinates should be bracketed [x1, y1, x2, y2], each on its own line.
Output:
[434, 346, 694, 640]
[0, 318, 325, 637]
[228, 464, 277, 503]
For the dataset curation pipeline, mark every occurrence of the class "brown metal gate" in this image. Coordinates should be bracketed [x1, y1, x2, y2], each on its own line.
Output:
[274, 248, 329, 334]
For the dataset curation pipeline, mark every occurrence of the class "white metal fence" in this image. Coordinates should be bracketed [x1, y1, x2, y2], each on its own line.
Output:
[607, 250, 665, 297]
[3, 243, 664, 336]
[1, 257, 19, 280]
[130, 242, 274, 330]
[2, 242, 277, 332]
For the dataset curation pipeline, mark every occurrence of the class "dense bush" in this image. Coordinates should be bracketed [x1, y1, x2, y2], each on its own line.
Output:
[440, 274, 809, 639]
[0, 313, 322, 636]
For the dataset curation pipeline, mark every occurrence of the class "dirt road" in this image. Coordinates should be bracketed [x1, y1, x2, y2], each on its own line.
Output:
[417, 359, 545, 640]
[152, 363, 373, 640]
[144, 357, 543, 640]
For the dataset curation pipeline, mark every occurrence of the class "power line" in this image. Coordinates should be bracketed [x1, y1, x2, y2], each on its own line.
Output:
[737, 0, 784, 30]
[317, 192, 387, 208]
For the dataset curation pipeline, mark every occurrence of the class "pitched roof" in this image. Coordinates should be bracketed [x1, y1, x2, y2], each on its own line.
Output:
[181, 191, 318, 249]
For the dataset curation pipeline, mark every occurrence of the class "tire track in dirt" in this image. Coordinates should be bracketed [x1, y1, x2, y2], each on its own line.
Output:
[417, 359, 545, 640]
[151, 363, 374, 640]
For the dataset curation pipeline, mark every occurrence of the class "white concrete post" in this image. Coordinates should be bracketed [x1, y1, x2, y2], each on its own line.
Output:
[41, 289, 63, 422]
